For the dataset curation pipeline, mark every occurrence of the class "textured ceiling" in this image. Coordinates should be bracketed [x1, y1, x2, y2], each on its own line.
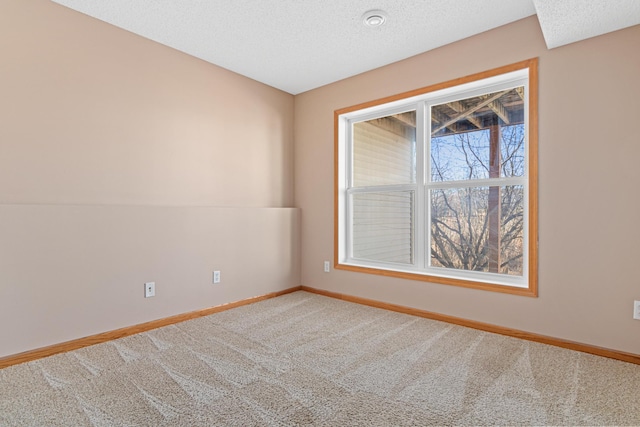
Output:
[50, 0, 640, 95]
[533, 0, 640, 48]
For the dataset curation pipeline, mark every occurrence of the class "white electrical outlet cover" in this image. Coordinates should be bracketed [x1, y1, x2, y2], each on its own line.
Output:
[145, 282, 155, 298]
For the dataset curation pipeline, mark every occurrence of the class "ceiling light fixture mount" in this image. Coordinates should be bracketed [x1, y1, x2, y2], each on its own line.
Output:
[362, 10, 387, 28]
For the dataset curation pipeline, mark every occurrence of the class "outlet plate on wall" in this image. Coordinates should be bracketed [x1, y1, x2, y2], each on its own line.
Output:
[634, 300, 640, 320]
[144, 282, 155, 298]
[324, 261, 330, 273]
[213, 271, 221, 284]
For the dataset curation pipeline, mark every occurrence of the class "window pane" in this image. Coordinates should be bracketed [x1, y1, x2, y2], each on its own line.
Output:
[500, 124, 525, 178]
[353, 111, 416, 187]
[429, 185, 523, 275]
[352, 191, 414, 264]
[431, 129, 491, 181]
[431, 87, 525, 182]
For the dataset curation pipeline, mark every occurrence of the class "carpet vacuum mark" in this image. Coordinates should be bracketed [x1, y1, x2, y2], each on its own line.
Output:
[1, 291, 639, 426]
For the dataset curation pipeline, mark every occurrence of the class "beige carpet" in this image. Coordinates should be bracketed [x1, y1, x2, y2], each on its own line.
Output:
[1, 291, 639, 426]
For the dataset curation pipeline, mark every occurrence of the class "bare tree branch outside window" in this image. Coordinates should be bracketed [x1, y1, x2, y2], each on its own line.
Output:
[429, 89, 525, 276]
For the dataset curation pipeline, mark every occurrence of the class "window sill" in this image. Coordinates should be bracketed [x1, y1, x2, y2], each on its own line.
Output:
[334, 262, 538, 297]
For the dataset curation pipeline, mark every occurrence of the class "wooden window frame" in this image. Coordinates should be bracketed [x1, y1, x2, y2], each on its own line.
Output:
[334, 58, 538, 297]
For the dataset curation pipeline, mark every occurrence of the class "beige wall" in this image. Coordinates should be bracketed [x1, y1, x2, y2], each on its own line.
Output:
[0, 205, 300, 357]
[295, 17, 640, 355]
[1, 0, 293, 207]
[0, 0, 298, 358]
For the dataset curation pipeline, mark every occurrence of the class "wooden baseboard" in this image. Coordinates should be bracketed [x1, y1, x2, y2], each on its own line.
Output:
[0, 286, 302, 370]
[301, 286, 640, 365]
[4, 284, 638, 369]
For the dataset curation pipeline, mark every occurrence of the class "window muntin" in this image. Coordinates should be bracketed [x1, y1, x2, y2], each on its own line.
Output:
[336, 60, 537, 295]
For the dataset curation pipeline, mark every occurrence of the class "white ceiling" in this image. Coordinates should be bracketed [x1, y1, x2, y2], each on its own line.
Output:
[51, 0, 640, 95]
[533, 0, 640, 48]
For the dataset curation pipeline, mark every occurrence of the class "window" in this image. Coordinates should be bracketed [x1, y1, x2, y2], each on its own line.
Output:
[335, 59, 538, 296]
